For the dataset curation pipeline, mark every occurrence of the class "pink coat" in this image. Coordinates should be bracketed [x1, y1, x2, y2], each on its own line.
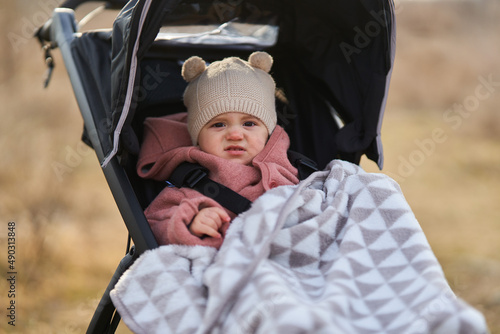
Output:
[137, 113, 299, 249]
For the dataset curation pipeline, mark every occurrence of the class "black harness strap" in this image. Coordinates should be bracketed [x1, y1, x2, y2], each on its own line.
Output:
[168, 152, 317, 215]
[287, 150, 318, 180]
[169, 162, 252, 215]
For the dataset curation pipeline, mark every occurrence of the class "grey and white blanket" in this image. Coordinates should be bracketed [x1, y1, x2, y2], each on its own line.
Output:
[110, 160, 488, 334]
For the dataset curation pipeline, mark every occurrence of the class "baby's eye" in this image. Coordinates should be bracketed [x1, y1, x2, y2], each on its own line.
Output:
[211, 122, 225, 128]
[243, 121, 257, 127]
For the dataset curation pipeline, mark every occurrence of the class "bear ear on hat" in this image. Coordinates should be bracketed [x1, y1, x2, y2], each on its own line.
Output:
[182, 56, 206, 82]
[248, 51, 273, 73]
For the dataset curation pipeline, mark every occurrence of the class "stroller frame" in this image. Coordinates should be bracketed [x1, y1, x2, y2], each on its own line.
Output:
[37, 0, 395, 332]
[38, 3, 157, 332]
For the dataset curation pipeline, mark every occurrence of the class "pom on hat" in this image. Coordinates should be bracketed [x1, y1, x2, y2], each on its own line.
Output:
[248, 51, 273, 73]
[182, 56, 206, 82]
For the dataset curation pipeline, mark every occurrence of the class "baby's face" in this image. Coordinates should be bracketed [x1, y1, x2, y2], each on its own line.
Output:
[198, 112, 268, 165]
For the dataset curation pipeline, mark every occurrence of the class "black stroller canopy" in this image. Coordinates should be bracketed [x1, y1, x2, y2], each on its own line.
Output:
[104, 0, 395, 170]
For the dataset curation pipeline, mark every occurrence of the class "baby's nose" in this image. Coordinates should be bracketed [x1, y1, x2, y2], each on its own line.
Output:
[226, 127, 244, 140]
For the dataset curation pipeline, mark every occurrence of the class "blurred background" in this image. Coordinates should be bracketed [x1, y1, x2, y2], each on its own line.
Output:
[0, 0, 499, 333]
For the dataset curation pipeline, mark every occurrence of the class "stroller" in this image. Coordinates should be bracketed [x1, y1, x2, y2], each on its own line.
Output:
[37, 0, 395, 332]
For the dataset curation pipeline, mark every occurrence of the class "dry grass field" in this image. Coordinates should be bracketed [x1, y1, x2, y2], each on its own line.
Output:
[1, 0, 499, 333]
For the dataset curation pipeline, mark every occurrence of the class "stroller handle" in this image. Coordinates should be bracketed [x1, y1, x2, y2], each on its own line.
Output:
[35, 0, 127, 42]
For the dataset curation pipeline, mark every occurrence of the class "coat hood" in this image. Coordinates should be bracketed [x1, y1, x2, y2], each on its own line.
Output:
[137, 113, 298, 191]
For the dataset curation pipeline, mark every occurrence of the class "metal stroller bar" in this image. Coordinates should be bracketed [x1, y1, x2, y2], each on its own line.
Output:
[44, 8, 159, 333]
[87, 247, 137, 334]
[48, 8, 158, 254]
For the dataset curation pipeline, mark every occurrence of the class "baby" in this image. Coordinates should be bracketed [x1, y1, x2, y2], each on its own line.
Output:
[137, 51, 300, 249]
[189, 111, 269, 238]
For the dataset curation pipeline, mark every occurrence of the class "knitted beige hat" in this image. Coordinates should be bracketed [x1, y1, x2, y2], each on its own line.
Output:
[181, 51, 277, 145]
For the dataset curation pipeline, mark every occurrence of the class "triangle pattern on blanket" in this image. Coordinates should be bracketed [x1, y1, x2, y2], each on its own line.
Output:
[378, 208, 408, 229]
[289, 250, 318, 268]
[360, 226, 386, 246]
[164, 305, 191, 332]
[376, 310, 404, 329]
[400, 244, 429, 263]
[319, 230, 336, 257]
[270, 243, 289, 257]
[291, 224, 318, 246]
[350, 207, 376, 224]
[141, 317, 166, 334]
[366, 185, 396, 207]
[110, 161, 487, 334]
[369, 248, 398, 266]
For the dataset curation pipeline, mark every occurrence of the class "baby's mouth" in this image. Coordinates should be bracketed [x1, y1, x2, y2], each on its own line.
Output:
[225, 145, 245, 153]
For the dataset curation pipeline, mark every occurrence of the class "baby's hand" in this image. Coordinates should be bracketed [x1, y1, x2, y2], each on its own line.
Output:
[189, 207, 230, 238]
